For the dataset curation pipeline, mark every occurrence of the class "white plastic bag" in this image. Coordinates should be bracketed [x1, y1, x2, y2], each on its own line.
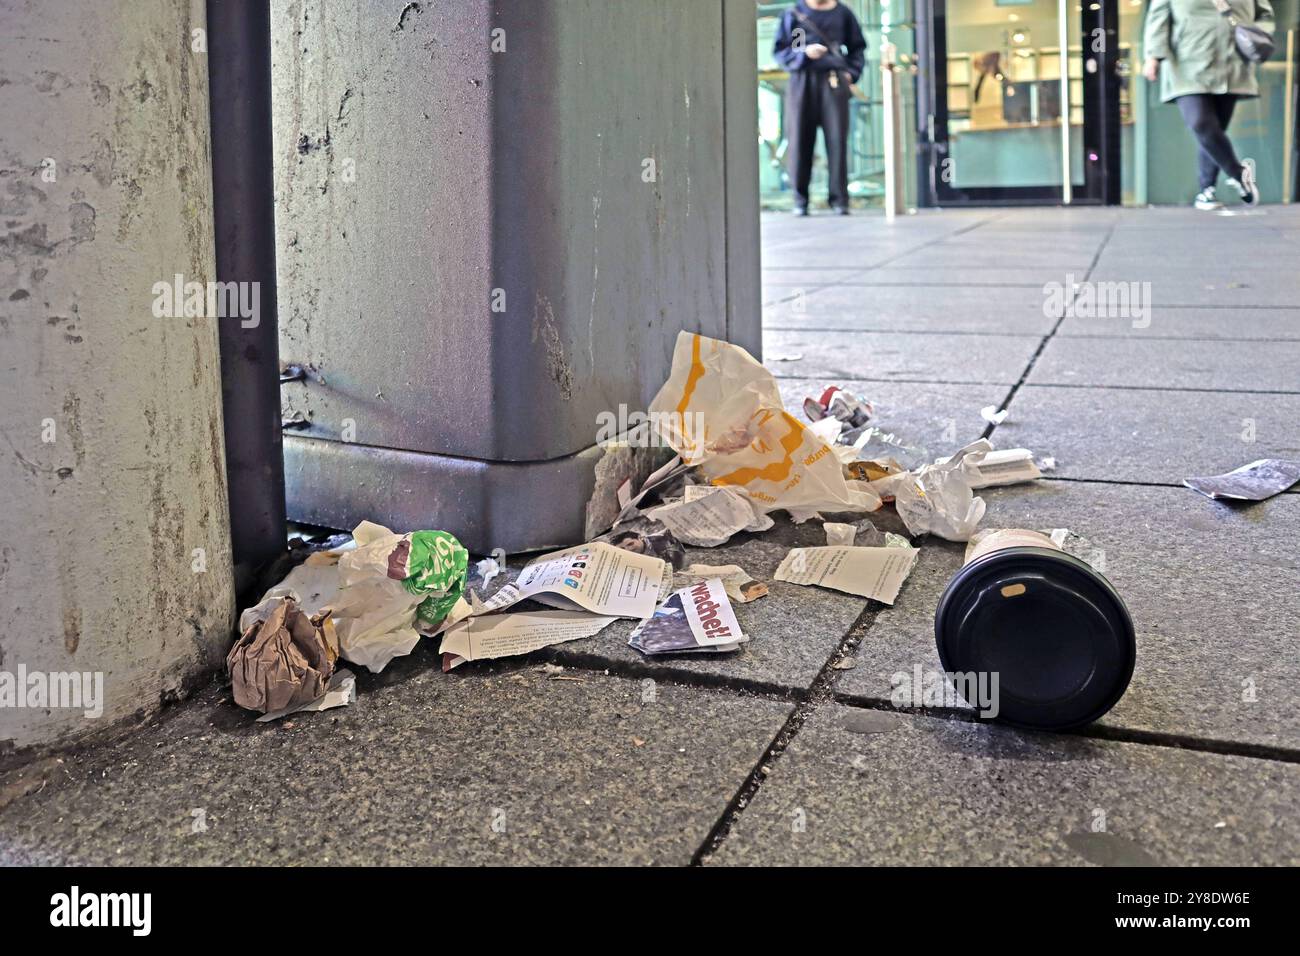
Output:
[648, 332, 880, 515]
[893, 440, 991, 542]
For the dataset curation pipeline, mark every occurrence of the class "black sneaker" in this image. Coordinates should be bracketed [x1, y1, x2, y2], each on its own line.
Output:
[834, 205, 851, 216]
[1227, 158, 1259, 206]
[793, 205, 810, 217]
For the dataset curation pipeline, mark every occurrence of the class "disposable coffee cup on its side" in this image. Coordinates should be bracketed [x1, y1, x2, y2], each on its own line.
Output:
[963, 528, 1063, 564]
[935, 528, 1135, 731]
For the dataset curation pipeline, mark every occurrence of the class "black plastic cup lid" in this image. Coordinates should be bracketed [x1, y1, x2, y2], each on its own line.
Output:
[934, 546, 1135, 731]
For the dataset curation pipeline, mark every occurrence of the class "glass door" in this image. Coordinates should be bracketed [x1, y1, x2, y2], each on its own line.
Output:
[927, 0, 1118, 204]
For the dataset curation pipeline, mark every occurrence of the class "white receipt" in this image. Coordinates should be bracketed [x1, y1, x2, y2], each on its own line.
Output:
[439, 610, 617, 666]
[775, 546, 919, 605]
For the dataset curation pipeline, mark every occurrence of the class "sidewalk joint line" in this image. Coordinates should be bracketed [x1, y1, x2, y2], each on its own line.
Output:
[1056, 332, 1300, 343]
[981, 222, 1116, 439]
[539, 647, 805, 704]
[831, 692, 1300, 765]
[689, 601, 888, 865]
[1005, 381, 1300, 396]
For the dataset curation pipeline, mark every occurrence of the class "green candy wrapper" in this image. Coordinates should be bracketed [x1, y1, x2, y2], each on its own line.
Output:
[402, 530, 469, 626]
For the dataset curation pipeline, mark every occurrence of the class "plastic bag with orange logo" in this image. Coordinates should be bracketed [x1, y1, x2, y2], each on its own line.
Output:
[647, 332, 880, 515]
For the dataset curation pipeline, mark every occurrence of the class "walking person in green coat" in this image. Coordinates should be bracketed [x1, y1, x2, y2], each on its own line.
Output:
[1142, 0, 1275, 209]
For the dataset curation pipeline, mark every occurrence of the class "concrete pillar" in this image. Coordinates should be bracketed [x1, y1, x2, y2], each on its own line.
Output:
[0, 1, 235, 749]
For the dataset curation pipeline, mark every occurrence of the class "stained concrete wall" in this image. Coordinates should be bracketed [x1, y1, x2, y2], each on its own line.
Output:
[0, 0, 235, 749]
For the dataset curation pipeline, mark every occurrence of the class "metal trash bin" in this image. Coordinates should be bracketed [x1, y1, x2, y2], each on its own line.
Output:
[272, 0, 760, 554]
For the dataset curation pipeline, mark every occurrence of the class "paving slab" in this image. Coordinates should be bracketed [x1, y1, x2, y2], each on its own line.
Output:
[1095, 219, 1295, 239]
[0, 669, 790, 865]
[762, 269, 875, 284]
[940, 228, 1110, 249]
[958, 232, 1113, 251]
[1029, 335, 1300, 392]
[971, 209, 1120, 231]
[761, 228, 973, 269]
[996, 384, 1300, 486]
[761, 238, 944, 269]
[764, 328, 1042, 385]
[1106, 205, 1297, 225]
[763, 283, 1056, 335]
[709, 705, 1300, 865]
[836, 482, 1300, 749]
[1099, 223, 1289, 238]
[762, 279, 869, 306]
[1092, 247, 1298, 268]
[832, 535, 966, 705]
[855, 266, 1086, 285]
[758, 238, 1007, 274]
[880, 247, 1097, 271]
[1082, 271, 1300, 308]
[1058, 306, 1300, 340]
[1096, 231, 1300, 260]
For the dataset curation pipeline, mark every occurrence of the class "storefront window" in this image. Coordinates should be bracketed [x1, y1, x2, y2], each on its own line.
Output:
[941, 0, 1085, 192]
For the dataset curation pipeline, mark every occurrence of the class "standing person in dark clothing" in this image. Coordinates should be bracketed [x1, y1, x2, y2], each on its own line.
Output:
[773, 0, 867, 215]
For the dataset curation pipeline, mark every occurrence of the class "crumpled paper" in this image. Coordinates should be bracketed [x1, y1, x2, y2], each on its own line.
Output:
[331, 521, 468, 672]
[647, 485, 773, 547]
[648, 332, 880, 515]
[475, 555, 503, 591]
[673, 563, 769, 604]
[892, 439, 991, 542]
[226, 597, 339, 714]
[823, 522, 857, 546]
[934, 447, 1041, 488]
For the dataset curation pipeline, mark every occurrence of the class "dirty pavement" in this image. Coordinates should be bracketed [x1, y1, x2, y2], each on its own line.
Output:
[3, 207, 1298, 866]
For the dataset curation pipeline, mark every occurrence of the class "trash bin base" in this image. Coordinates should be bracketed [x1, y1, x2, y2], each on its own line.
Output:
[283, 435, 664, 556]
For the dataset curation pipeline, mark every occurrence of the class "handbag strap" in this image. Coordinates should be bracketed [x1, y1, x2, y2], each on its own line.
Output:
[1210, 0, 1242, 24]
[791, 10, 850, 71]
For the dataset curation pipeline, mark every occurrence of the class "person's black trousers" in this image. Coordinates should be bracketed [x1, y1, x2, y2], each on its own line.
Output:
[786, 69, 851, 209]
[1175, 93, 1241, 190]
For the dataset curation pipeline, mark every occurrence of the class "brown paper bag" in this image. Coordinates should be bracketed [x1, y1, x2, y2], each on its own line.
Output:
[226, 598, 339, 714]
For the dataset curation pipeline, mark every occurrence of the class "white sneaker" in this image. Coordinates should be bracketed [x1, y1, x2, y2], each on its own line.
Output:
[1194, 187, 1223, 210]
[1227, 158, 1260, 206]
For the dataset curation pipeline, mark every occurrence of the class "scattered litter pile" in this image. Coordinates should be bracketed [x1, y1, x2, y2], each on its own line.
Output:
[230, 332, 1070, 721]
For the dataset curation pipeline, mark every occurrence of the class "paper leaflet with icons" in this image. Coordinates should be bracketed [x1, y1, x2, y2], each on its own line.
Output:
[469, 541, 671, 619]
